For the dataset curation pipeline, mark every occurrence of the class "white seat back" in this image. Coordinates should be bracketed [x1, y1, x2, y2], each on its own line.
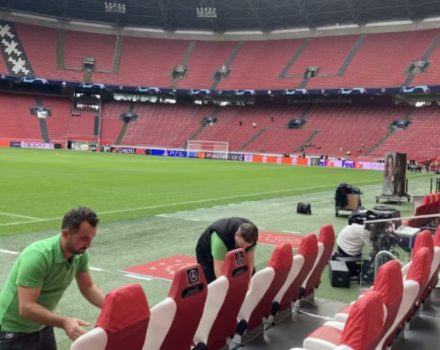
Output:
[193, 276, 229, 344]
[142, 298, 176, 350]
[302, 242, 324, 288]
[237, 267, 275, 323]
[274, 255, 305, 304]
[70, 327, 107, 350]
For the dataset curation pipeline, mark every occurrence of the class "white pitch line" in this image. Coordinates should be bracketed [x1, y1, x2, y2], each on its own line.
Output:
[0, 220, 45, 227]
[0, 248, 19, 255]
[0, 211, 43, 220]
[0, 249, 158, 282]
[281, 230, 301, 234]
[122, 273, 153, 281]
[0, 177, 383, 228]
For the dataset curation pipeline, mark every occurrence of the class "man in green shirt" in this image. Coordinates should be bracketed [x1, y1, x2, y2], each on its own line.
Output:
[0, 207, 105, 350]
[196, 217, 258, 283]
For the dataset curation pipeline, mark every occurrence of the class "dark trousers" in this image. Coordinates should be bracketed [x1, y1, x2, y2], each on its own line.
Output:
[0, 326, 57, 350]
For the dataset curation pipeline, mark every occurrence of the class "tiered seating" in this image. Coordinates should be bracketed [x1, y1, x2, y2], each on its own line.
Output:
[121, 104, 208, 147]
[0, 93, 43, 141]
[217, 39, 305, 90]
[303, 105, 409, 157]
[314, 30, 438, 89]
[112, 37, 188, 87]
[177, 41, 236, 89]
[43, 96, 75, 144]
[65, 110, 97, 141]
[195, 105, 306, 152]
[370, 106, 440, 161]
[16, 24, 82, 81]
[8, 22, 440, 88]
[100, 102, 128, 145]
[289, 35, 358, 88]
[71, 284, 150, 350]
[412, 35, 440, 86]
[64, 30, 115, 72]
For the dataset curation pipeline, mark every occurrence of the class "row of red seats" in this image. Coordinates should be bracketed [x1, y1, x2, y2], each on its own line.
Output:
[405, 193, 440, 228]
[70, 225, 335, 350]
[294, 226, 440, 350]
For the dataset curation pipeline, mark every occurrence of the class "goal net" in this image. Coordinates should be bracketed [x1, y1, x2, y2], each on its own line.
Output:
[186, 140, 229, 158]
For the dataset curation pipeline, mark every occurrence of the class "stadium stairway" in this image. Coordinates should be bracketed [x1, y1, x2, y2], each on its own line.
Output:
[211, 41, 244, 91]
[336, 35, 366, 77]
[402, 32, 440, 87]
[170, 40, 196, 89]
[112, 35, 124, 74]
[278, 39, 310, 78]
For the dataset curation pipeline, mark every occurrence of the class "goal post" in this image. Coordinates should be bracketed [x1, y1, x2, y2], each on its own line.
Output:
[186, 140, 229, 158]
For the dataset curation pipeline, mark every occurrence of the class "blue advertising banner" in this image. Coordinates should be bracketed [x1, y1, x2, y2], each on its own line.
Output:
[10, 141, 21, 148]
[150, 149, 188, 158]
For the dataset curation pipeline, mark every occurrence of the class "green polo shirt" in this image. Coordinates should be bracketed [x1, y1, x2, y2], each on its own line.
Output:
[0, 234, 89, 333]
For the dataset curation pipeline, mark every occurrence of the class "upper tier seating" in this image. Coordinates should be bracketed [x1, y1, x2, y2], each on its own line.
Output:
[6, 23, 440, 89]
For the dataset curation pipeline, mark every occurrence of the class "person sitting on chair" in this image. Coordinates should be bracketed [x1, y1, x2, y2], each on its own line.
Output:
[335, 223, 372, 258]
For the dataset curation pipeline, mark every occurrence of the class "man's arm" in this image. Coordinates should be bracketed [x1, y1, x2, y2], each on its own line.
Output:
[18, 286, 90, 340]
[213, 259, 224, 278]
[76, 271, 105, 309]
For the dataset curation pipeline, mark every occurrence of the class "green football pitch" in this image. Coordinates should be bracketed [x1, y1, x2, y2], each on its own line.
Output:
[0, 148, 434, 349]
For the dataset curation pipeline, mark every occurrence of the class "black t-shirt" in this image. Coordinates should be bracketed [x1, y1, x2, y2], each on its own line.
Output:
[195, 217, 253, 264]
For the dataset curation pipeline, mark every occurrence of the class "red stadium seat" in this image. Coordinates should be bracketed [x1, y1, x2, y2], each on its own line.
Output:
[272, 234, 318, 316]
[377, 247, 432, 349]
[70, 284, 150, 350]
[193, 248, 251, 350]
[297, 290, 384, 350]
[144, 264, 207, 350]
[236, 243, 293, 337]
[301, 224, 335, 298]
[334, 260, 403, 340]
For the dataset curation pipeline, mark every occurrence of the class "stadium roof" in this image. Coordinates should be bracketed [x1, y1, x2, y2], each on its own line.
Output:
[2, 0, 440, 32]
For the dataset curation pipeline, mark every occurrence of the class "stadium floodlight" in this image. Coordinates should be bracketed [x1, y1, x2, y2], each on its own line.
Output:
[104, 2, 126, 14]
[196, 0, 217, 18]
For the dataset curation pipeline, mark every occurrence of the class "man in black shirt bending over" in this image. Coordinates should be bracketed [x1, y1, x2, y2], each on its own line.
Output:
[195, 217, 258, 283]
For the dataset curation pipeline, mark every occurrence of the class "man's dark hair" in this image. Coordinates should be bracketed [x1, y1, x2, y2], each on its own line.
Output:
[237, 222, 258, 244]
[62, 207, 99, 232]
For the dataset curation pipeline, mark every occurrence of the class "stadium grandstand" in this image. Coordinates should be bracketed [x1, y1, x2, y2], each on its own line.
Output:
[0, 1, 440, 349]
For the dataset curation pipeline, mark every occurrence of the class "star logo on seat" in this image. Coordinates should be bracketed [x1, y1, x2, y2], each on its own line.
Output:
[235, 251, 245, 266]
[187, 268, 199, 285]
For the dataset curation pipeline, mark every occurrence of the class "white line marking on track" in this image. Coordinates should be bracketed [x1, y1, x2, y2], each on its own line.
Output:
[0, 178, 382, 228]
[0, 220, 44, 227]
[0, 249, 158, 282]
[122, 274, 153, 281]
[0, 249, 19, 255]
[0, 211, 43, 220]
[281, 230, 301, 234]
